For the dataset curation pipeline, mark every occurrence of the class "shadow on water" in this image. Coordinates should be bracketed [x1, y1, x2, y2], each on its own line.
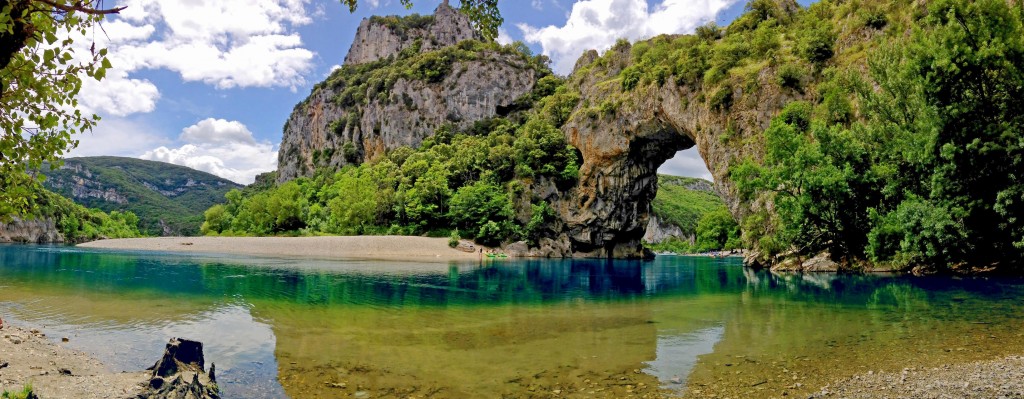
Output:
[2, 244, 1024, 397]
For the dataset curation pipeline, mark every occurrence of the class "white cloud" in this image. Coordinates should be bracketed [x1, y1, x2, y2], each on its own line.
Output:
[496, 28, 514, 45]
[532, 0, 544, 10]
[65, 118, 170, 158]
[519, 0, 739, 74]
[78, 72, 160, 116]
[109, 0, 316, 90]
[66, 0, 317, 116]
[658, 148, 712, 181]
[140, 118, 278, 184]
[180, 118, 257, 145]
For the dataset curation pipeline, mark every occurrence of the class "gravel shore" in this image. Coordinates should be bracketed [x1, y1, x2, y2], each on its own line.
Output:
[78, 235, 483, 262]
[810, 355, 1024, 399]
[0, 324, 147, 398]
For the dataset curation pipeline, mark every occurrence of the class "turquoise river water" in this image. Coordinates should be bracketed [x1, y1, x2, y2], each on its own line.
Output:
[1, 244, 1024, 398]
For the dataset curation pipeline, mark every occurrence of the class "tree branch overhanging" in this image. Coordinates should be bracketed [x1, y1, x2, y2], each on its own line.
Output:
[31, 0, 126, 15]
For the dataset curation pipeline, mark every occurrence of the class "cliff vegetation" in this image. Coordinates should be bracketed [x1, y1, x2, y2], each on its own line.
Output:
[41, 157, 242, 236]
[646, 176, 739, 253]
[203, 77, 580, 246]
[0, 184, 141, 243]
[731, 0, 1024, 273]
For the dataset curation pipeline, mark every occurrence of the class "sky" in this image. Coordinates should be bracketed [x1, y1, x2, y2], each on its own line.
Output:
[64, 0, 767, 184]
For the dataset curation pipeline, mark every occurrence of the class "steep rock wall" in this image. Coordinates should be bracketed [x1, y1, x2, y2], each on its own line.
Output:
[643, 215, 690, 244]
[278, 6, 536, 182]
[344, 1, 479, 65]
[0, 217, 63, 244]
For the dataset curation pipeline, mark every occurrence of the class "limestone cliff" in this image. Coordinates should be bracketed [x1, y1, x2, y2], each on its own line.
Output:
[344, 0, 479, 65]
[643, 215, 690, 245]
[277, 3, 537, 182]
[523, 38, 801, 257]
[0, 217, 63, 244]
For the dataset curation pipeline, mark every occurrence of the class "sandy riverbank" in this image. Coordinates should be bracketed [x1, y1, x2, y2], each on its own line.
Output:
[0, 324, 147, 398]
[77, 236, 484, 262]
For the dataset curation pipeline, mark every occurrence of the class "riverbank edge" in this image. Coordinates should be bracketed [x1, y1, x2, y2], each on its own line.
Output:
[0, 323, 148, 398]
[77, 236, 485, 262]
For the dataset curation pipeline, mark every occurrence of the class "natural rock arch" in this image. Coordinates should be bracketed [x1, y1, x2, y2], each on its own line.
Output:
[537, 43, 797, 258]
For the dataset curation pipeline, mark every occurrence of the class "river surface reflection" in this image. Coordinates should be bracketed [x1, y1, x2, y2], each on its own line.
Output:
[1, 244, 1023, 398]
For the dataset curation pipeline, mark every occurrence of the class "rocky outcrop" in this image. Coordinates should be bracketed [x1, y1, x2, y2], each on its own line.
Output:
[344, 1, 479, 65]
[138, 338, 220, 399]
[770, 252, 840, 272]
[0, 217, 63, 244]
[277, 4, 537, 182]
[643, 215, 691, 244]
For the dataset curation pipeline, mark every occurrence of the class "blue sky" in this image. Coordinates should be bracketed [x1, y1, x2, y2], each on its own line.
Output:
[66, 0, 775, 184]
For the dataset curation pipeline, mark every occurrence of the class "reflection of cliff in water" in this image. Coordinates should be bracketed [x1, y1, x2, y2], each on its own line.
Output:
[195, 257, 755, 307]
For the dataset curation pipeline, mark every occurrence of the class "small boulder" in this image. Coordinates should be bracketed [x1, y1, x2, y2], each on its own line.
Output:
[454, 240, 476, 253]
[801, 252, 839, 272]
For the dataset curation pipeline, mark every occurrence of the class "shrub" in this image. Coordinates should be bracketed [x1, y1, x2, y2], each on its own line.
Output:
[620, 65, 642, 91]
[695, 22, 722, 42]
[863, 10, 888, 30]
[448, 229, 460, 248]
[777, 63, 804, 90]
[708, 86, 734, 111]
[798, 22, 835, 65]
[342, 142, 358, 163]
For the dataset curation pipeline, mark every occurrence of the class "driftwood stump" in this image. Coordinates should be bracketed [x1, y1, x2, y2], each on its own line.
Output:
[137, 337, 220, 399]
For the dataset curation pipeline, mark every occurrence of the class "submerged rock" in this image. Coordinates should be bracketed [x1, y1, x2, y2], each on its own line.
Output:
[137, 338, 220, 399]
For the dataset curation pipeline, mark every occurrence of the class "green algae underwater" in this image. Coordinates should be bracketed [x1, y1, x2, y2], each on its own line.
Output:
[1, 243, 1023, 398]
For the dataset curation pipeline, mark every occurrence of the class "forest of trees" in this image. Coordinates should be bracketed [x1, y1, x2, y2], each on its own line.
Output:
[201, 113, 577, 246]
[732, 0, 1024, 272]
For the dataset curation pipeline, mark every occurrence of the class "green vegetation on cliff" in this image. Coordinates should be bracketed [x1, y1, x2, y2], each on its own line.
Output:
[652, 176, 727, 234]
[42, 157, 241, 236]
[212, 0, 1022, 269]
[646, 175, 739, 253]
[570, 0, 1021, 270]
[27, 185, 141, 242]
[731, 0, 1024, 272]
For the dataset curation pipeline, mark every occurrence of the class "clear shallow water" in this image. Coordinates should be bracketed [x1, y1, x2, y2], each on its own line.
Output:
[1, 244, 1023, 398]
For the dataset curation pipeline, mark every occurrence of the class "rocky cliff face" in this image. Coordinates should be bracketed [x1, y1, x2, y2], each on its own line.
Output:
[277, 3, 536, 182]
[643, 214, 690, 245]
[0, 217, 63, 244]
[47, 161, 128, 204]
[344, 1, 479, 66]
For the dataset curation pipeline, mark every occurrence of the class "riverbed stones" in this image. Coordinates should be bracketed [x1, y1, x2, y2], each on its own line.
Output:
[809, 355, 1024, 398]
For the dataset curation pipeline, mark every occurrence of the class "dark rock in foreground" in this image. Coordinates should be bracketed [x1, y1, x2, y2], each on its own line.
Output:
[137, 338, 220, 399]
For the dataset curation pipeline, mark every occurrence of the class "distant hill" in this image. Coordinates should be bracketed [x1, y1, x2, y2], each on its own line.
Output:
[42, 156, 241, 236]
[647, 175, 728, 245]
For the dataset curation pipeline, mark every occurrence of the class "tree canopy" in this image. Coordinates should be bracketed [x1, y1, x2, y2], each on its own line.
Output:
[0, 0, 118, 220]
[734, 0, 1024, 272]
